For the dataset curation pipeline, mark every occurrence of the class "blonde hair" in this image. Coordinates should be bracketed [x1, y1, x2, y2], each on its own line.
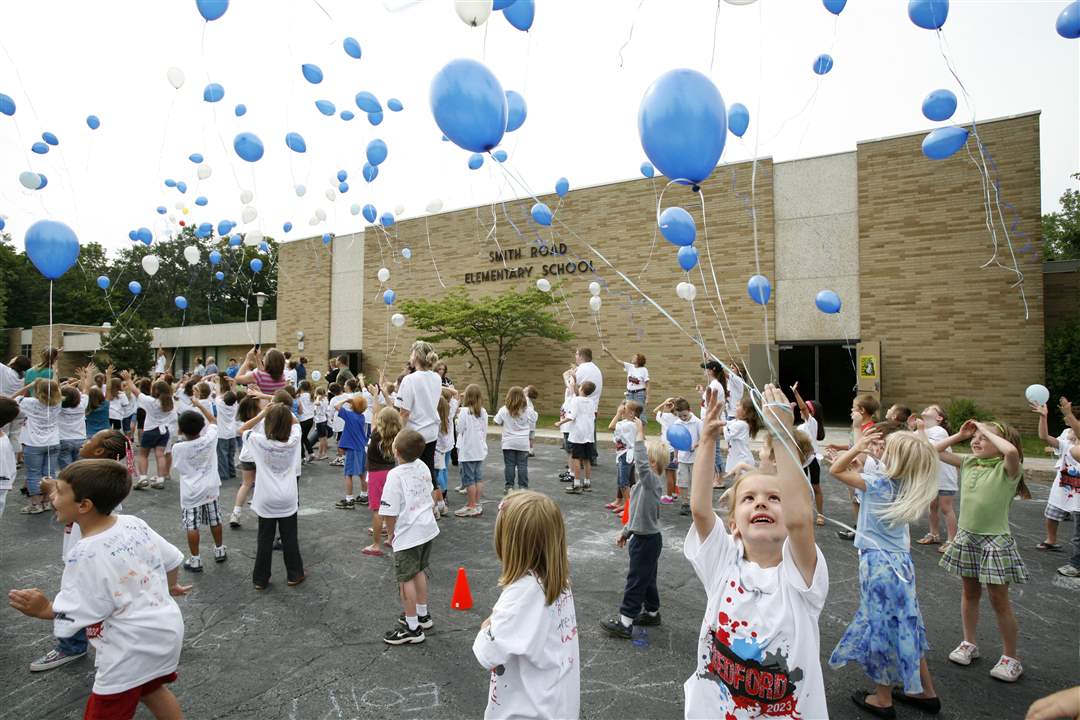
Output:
[494, 491, 570, 606]
[437, 394, 450, 435]
[410, 340, 438, 370]
[725, 473, 774, 525]
[505, 386, 527, 417]
[646, 439, 669, 476]
[462, 384, 483, 417]
[34, 379, 61, 406]
[374, 406, 402, 460]
[876, 431, 939, 526]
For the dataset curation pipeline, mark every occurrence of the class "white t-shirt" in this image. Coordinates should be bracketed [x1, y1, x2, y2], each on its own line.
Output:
[564, 396, 596, 445]
[378, 458, 440, 551]
[560, 376, 574, 419]
[701, 378, 726, 419]
[154, 355, 166, 374]
[285, 367, 298, 388]
[683, 518, 829, 720]
[329, 394, 348, 433]
[574, 361, 603, 411]
[297, 392, 315, 422]
[672, 415, 703, 464]
[0, 362, 22, 397]
[472, 574, 580, 720]
[726, 373, 745, 419]
[0, 433, 15, 489]
[495, 406, 537, 452]
[623, 362, 649, 392]
[724, 419, 754, 472]
[396, 370, 443, 443]
[245, 425, 301, 518]
[16, 396, 60, 447]
[361, 389, 375, 425]
[51, 515, 184, 695]
[525, 398, 537, 432]
[138, 394, 173, 434]
[613, 419, 636, 462]
[1048, 435, 1080, 513]
[456, 407, 489, 463]
[924, 425, 958, 492]
[216, 401, 238, 440]
[171, 424, 221, 510]
[108, 391, 128, 421]
[797, 415, 820, 460]
[314, 397, 328, 424]
[59, 395, 90, 441]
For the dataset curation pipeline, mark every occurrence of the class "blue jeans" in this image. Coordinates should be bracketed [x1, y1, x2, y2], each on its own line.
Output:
[617, 454, 634, 488]
[57, 439, 84, 472]
[1071, 514, 1080, 571]
[461, 461, 482, 487]
[57, 628, 87, 655]
[714, 441, 726, 472]
[435, 452, 450, 492]
[217, 437, 238, 480]
[625, 389, 647, 407]
[23, 445, 59, 496]
[503, 449, 529, 489]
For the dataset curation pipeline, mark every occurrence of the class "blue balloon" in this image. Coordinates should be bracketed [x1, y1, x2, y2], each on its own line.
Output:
[823, 0, 847, 14]
[321, 233, 332, 245]
[175, 296, 188, 310]
[383, 289, 396, 305]
[555, 177, 569, 198]
[136, 227, 153, 245]
[728, 103, 750, 138]
[189, 152, 203, 163]
[503, 0, 534, 31]
[505, 90, 527, 132]
[234, 103, 247, 117]
[229, 235, 242, 247]
[0, 218, 3, 231]
[747, 274, 771, 305]
[196, 0, 229, 21]
[402, 248, 412, 260]
[86, 115, 100, 129]
[336, 170, 348, 182]
[666, 424, 693, 452]
[1058, 1, 1080, 38]
[215, 271, 225, 281]
[42, 132, 59, 146]
[315, 99, 335, 116]
[343, 36, 362, 59]
[285, 132, 306, 153]
[387, 98, 403, 112]
[250, 258, 263, 272]
[922, 126, 969, 160]
[677, 245, 699, 272]
[176, 181, 187, 193]
[340, 110, 355, 121]
[366, 138, 388, 166]
[156, 206, 167, 214]
[430, 58, 507, 153]
[531, 202, 553, 226]
[128, 230, 137, 241]
[0, 93, 15, 116]
[380, 212, 396, 227]
[217, 220, 234, 236]
[165, 178, 177, 188]
[640, 161, 655, 178]
[813, 54, 834, 75]
[258, 241, 269, 253]
[195, 196, 208, 206]
[493, 149, 507, 162]
[658, 207, 695, 246]
[368, 111, 383, 126]
[209, 250, 222, 265]
[493, 0, 516, 8]
[922, 89, 957, 122]
[363, 204, 377, 223]
[355, 91, 382, 114]
[31, 142, 49, 154]
[338, 181, 349, 193]
[815, 289, 841, 314]
[363, 163, 378, 182]
[302, 64, 323, 84]
[196, 223, 213, 238]
[638, 69, 726, 185]
[234, 132, 264, 162]
[468, 153, 485, 170]
[281, 222, 292, 234]
[97, 275, 110, 290]
[128, 280, 142, 295]
[36, 174, 47, 189]
[203, 83, 225, 102]
[908, 0, 948, 29]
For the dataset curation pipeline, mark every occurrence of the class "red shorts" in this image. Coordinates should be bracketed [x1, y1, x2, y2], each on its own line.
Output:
[84, 672, 177, 720]
[367, 469, 389, 511]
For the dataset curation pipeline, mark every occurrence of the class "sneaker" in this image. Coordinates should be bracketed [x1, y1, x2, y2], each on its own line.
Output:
[41, 501, 53, 511]
[565, 485, 583, 495]
[1057, 564, 1080, 577]
[583, 481, 592, 492]
[680, 504, 690, 516]
[660, 495, 674, 505]
[134, 476, 151, 491]
[836, 530, 856, 541]
[600, 617, 632, 639]
[383, 625, 425, 645]
[29, 648, 86, 672]
[397, 613, 434, 630]
[503, 486, 512, 496]
[989, 655, 1023, 682]
[948, 641, 980, 666]
[229, 511, 241, 528]
[455, 484, 467, 494]
[634, 610, 662, 626]
[183, 556, 204, 573]
[438, 503, 449, 517]
[335, 498, 355, 510]
[357, 494, 369, 506]
[20, 503, 44, 514]
[454, 505, 482, 517]
[559, 471, 573, 483]
[150, 476, 166, 489]
[213, 546, 228, 563]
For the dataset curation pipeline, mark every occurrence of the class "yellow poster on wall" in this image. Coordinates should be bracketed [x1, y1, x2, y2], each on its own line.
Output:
[859, 355, 877, 379]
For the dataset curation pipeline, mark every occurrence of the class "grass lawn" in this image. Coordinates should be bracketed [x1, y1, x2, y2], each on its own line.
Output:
[535, 414, 663, 436]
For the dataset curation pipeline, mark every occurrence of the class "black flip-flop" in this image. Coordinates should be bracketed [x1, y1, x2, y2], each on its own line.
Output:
[1036, 542, 1063, 551]
[891, 688, 942, 715]
[850, 691, 896, 719]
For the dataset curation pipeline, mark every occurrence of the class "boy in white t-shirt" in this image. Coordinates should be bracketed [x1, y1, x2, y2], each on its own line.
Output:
[379, 429, 441, 645]
[172, 403, 226, 572]
[555, 379, 597, 494]
[9, 458, 191, 719]
[0, 397, 17, 519]
[658, 398, 702, 517]
[215, 389, 239, 481]
[606, 401, 640, 513]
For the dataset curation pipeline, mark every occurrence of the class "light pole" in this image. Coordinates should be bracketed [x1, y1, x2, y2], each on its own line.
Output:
[254, 292, 269, 347]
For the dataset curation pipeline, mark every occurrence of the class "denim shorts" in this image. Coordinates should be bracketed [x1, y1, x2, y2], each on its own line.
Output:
[141, 427, 169, 449]
[617, 455, 635, 489]
[344, 448, 366, 476]
[461, 460, 482, 487]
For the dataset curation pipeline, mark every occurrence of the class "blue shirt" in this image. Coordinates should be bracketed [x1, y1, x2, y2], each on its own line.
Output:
[226, 365, 239, 378]
[855, 468, 910, 553]
[338, 406, 368, 451]
[85, 400, 111, 438]
[295, 363, 306, 382]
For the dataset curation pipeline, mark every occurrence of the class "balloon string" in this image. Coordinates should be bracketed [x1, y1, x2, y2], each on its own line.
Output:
[423, 217, 447, 289]
[637, 177, 660, 278]
[708, 0, 722, 75]
[695, 187, 743, 361]
[616, 0, 648, 68]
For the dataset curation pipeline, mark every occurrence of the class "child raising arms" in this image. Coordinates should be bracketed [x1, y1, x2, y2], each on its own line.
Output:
[684, 387, 828, 720]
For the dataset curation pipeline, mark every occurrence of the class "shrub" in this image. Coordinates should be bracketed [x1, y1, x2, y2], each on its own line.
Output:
[943, 398, 993, 433]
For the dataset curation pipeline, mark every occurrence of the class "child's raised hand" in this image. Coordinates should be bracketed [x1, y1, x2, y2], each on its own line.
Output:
[854, 429, 881, 452]
[913, 417, 926, 432]
[1030, 401, 1048, 417]
[8, 588, 51, 619]
[762, 384, 795, 434]
[1060, 396, 1075, 418]
[169, 583, 192, 597]
[958, 419, 978, 439]
[850, 409, 862, 427]
[701, 389, 725, 441]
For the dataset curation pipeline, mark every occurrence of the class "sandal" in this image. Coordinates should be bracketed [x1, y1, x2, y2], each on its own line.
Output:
[1036, 542, 1062, 551]
[916, 533, 941, 545]
[816, 515, 826, 526]
[361, 546, 384, 557]
[937, 541, 951, 555]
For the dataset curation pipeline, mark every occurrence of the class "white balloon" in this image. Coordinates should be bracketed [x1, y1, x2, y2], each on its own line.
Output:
[394, 204, 405, 216]
[350, 203, 361, 215]
[168, 214, 176, 223]
[588, 281, 601, 296]
[197, 164, 212, 180]
[311, 370, 322, 382]
[426, 198, 443, 214]
[391, 312, 406, 328]
[183, 245, 200, 266]
[676, 281, 689, 300]
[723, 0, 757, 4]
[247, 230, 264, 246]
[142, 254, 161, 276]
[240, 189, 254, 204]
[308, 217, 320, 226]
[295, 184, 307, 197]
[167, 67, 185, 89]
[455, 0, 492, 26]
[588, 296, 602, 313]
[536, 278, 551, 292]
[685, 283, 698, 301]
[174, 201, 185, 210]
[315, 208, 327, 221]
[19, 171, 39, 189]
[402, 247, 412, 260]
[377, 267, 390, 283]
[241, 206, 258, 223]
[325, 188, 337, 201]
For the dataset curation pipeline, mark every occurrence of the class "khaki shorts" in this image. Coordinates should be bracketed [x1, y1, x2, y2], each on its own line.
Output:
[394, 539, 433, 583]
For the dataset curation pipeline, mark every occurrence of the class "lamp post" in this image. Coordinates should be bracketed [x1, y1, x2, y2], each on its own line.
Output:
[254, 292, 269, 347]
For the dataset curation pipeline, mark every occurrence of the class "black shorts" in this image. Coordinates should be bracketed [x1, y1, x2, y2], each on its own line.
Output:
[806, 457, 821, 485]
[561, 432, 570, 452]
[109, 418, 123, 430]
[569, 442, 595, 461]
[316, 421, 331, 438]
[136, 408, 146, 430]
[239, 460, 256, 472]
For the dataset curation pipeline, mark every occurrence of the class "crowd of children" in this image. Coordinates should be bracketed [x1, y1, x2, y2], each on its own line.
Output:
[2, 342, 1077, 720]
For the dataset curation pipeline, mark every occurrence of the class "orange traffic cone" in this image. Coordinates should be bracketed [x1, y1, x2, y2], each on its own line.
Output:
[621, 497, 630, 525]
[451, 566, 473, 611]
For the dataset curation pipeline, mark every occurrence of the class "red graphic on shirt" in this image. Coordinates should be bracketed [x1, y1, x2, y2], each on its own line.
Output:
[627, 375, 643, 386]
[1060, 469, 1080, 493]
[86, 622, 104, 639]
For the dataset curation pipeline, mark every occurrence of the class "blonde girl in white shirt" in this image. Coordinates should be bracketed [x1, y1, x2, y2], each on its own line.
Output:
[454, 384, 488, 517]
[494, 387, 538, 494]
[14, 379, 62, 513]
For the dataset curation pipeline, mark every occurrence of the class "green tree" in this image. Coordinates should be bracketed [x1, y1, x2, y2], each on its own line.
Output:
[399, 287, 574, 406]
[95, 314, 154, 375]
[1046, 318, 1080, 435]
[1043, 172, 1080, 261]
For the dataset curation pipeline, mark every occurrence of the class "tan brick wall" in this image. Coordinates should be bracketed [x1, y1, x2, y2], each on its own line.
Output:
[276, 236, 333, 371]
[29, 324, 106, 378]
[857, 113, 1043, 432]
[360, 160, 775, 418]
[1044, 262, 1079, 332]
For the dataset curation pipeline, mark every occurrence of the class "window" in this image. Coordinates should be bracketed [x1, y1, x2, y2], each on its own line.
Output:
[20, 344, 32, 358]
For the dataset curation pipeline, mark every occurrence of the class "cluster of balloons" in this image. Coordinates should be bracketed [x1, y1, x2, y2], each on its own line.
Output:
[454, 0, 534, 31]
[658, 207, 699, 272]
[587, 281, 602, 313]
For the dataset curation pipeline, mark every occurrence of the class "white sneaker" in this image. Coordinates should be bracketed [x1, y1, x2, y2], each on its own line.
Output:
[150, 476, 166, 489]
[438, 503, 448, 517]
[456, 485, 468, 495]
[213, 545, 228, 563]
[989, 655, 1023, 682]
[948, 641, 980, 666]
[454, 505, 482, 517]
[134, 475, 151, 490]
[228, 511, 241, 528]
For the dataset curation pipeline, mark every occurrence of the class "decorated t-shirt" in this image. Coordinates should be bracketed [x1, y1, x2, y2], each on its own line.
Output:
[456, 407, 489, 463]
[378, 459, 440, 551]
[623, 362, 649, 392]
[613, 419, 637, 463]
[564, 395, 596, 445]
[494, 406, 537, 452]
[245, 425, 301, 518]
[1047, 436, 1080, 514]
[171, 424, 221, 510]
[724, 419, 754, 472]
[683, 518, 829, 720]
[58, 395, 90, 442]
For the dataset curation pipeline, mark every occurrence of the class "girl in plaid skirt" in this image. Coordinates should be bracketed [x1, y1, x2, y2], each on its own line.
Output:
[934, 420, 1031, 683]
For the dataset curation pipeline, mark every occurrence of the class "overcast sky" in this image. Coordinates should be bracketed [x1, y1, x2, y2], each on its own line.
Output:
[0, 0, 1076, 256]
